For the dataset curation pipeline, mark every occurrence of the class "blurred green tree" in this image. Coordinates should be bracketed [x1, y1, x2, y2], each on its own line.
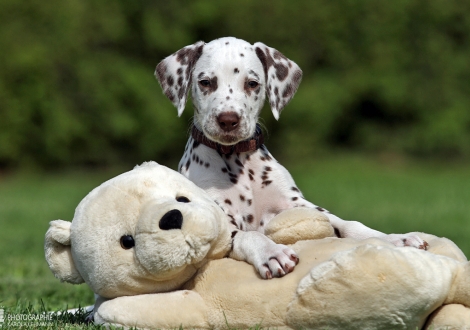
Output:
[0, 0, 469, 169]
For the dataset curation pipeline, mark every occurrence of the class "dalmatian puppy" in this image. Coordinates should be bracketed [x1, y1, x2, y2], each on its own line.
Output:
[155, 37, 427, 279]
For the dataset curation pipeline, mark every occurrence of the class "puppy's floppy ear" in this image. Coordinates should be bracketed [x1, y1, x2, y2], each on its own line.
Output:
[254, 42, 303, 120]
[155, 41, 205, 117]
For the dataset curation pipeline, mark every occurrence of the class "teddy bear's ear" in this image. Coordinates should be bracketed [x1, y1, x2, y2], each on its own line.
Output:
[44, 220, 84, 284]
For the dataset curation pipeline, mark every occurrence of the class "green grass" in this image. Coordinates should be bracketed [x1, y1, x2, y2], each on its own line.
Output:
[0, 155, 468, 329]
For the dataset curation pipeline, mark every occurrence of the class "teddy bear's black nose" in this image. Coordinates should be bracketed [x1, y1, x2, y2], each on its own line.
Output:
[159, 209, 183, 230]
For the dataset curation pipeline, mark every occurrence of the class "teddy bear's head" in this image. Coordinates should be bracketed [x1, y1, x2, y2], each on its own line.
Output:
[45, 162, 231, 298]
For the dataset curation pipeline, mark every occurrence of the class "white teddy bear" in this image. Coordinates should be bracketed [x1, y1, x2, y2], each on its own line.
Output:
[45, 161, 470, 329]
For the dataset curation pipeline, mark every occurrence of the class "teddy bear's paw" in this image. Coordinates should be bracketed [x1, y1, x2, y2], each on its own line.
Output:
[257, 244, 299, 279]
[381, 233, 429, 250]
[425, 304, 470, 330]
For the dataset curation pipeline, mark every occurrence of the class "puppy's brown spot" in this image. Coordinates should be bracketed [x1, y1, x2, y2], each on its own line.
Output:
[262, 180, 272, 187]
[274, 63, 289, 81]
[166, 76, 174, 86]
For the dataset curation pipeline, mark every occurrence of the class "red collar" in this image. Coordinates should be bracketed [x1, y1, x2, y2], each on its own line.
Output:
[191, 125, 264, 155]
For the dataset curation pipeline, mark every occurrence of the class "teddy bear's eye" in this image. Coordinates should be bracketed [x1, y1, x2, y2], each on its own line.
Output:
[120, 235, 135, 249]
[176, 196, 190, 203]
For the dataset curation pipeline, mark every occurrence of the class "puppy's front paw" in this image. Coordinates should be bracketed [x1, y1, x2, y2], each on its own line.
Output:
[230, 231, 300, 279]
[382, 233, 428, 250]
[256, 244, 299, 279]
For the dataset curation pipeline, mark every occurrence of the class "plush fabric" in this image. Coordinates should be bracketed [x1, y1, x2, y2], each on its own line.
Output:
[45, 161, 470, 329]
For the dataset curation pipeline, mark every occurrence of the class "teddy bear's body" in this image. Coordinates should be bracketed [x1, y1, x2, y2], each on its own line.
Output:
[45, 162, 470, 329]
[94, 236, 470, 329]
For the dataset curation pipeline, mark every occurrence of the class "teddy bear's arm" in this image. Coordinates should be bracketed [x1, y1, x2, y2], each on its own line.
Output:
[265, 207, 335, 244]
[94, 290, 209, 329]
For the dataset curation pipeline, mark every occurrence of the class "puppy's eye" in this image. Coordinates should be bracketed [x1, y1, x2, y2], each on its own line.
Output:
[120, 235, 135, 249]
[176, 196, 190, 203]
[247, 81, 259, 88]
[199, 80, 210, 87]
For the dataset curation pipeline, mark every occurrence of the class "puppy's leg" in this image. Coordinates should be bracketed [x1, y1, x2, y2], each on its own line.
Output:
[230, 230, 299, 279]
[328, 215, 428, 249]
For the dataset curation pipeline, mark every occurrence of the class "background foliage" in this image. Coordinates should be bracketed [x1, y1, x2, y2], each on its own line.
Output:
[1, 0, 470, 169]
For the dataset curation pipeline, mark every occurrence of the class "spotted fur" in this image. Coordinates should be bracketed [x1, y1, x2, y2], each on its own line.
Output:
[254, 44, 303, 120]
[156, 41, 205, 116]
[155, 37, 427, 279]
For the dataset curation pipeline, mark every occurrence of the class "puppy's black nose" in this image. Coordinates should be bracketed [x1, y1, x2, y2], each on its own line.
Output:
[159, 209, 183, 230]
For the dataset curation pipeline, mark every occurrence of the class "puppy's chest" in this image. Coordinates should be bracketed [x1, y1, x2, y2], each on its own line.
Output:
[179, 140, 307, 231]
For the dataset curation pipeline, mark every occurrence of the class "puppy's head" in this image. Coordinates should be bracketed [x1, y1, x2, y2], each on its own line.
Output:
[156, 37, 302, 145]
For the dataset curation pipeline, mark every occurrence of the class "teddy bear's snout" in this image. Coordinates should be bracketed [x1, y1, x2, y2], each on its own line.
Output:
[159, 209, 183, 230]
